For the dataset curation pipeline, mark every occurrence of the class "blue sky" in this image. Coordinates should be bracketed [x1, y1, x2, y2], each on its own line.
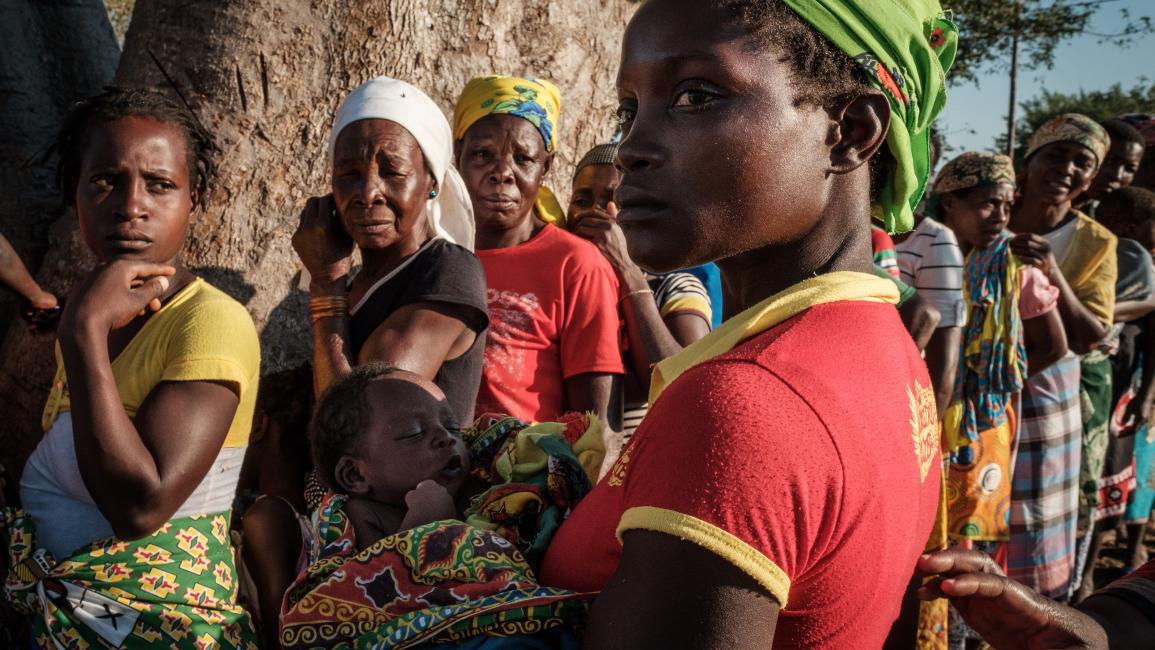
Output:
[939, 0, 1154, 157]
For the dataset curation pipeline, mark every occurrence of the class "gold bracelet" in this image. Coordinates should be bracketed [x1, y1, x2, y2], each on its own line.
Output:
[309, 295, 348, 323]
[619, 288, 653, 304]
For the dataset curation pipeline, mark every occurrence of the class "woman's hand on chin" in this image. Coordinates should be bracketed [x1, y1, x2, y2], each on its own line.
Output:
[60, 260, 175, 337]
[294, 194, 354, 291]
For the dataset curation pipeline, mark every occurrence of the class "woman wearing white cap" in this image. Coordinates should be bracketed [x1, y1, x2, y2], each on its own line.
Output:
[245, 77, 488, 643]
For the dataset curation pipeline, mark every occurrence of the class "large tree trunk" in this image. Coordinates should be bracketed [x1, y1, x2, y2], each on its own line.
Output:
[0, 0, 634, 482]
[0, 1, 119, 478]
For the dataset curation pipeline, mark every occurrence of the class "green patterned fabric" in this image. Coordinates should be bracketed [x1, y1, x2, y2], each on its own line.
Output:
[781, 0, 958, 233]
[3, 508, 257, 649]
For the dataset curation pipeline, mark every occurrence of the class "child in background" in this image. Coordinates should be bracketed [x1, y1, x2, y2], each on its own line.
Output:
[1093, 186, 1155, 577]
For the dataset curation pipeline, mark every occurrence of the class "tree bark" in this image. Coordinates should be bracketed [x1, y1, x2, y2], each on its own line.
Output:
[0, 1, 119, 478]
[0, 0, 634, 481]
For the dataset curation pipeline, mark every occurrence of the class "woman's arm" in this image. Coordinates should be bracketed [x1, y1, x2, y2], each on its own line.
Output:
[576, 214, 708, 390]
[59, 261, 239, 539]
[1012, 233, 1111, 354]
[1114, 295, 1155, 323]
[924, 326, 960, 420]
[1023, 309, 1069, 376]
[1124, 310, 1155, 429]
[0, 231, 56, 308]
[899, 292, 941, 351]
[584, 530, 780, 649]
[293, 195, 356, 397]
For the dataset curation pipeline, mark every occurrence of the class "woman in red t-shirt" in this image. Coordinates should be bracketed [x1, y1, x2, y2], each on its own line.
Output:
[451, 76, 624, 441]
[537, 2, 957, 648]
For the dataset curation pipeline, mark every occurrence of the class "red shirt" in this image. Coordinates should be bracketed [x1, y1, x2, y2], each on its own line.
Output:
[475, 224, 624, 422]
[541, 301, 941, 649]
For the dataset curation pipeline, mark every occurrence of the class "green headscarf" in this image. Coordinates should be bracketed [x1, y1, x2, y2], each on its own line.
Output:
[782, 0, 958, 234]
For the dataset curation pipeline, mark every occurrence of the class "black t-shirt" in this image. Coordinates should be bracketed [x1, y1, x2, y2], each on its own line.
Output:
[349, 238, 489, 424]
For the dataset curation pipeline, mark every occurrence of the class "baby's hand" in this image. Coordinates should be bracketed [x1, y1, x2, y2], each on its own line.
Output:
[401, 480, 456, 529]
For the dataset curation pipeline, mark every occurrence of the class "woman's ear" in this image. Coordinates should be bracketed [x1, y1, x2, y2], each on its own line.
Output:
[335, 456, 370, 495]
[827, 90, 891, 175]
[543, 151, 555, 177]
[188, 187, 201, 223]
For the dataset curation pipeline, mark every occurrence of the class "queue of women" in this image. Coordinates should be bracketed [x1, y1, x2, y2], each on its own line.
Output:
[4, 0, 1155, 648]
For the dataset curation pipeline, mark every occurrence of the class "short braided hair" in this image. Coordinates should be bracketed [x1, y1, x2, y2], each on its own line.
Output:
[310, 362, 406, 491]
[55, 86, 215, 206]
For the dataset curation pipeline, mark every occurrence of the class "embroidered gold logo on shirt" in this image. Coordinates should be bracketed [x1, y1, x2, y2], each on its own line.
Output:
[607, 440, 633, 487]
[907, 380, 940, 483]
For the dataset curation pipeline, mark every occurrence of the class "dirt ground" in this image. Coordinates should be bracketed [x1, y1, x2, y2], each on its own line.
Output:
[1093, 521, 1155, 587]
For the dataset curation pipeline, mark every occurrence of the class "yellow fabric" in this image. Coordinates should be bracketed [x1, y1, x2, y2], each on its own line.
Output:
[1054, 211, 1118, 329]
[617, 506, 792, 607]
[41, 278, 260, 448]
[659, 295, 712, 323]
[941, 252, 1024, 453]
[649, 271, 899, 403]
[534, 185, 568, 229]
[492, 414, 605, 484]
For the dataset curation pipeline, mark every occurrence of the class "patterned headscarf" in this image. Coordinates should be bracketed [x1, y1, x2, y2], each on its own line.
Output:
[1120, 114, 1155, 146]
[781, 0, 958, 234]
[1025, 114, 1111, 166]
[452, 75, 567, 227]
[925, 152, 1016, 219]
[573, 143, 618, 181]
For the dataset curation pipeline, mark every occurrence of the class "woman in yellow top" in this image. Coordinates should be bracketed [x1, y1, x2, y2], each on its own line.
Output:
[1008, 113, 1119, 599]
[9, 88, 259, 648]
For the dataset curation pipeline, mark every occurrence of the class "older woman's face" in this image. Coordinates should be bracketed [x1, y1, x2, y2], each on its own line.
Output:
[942, 183, 1015, 251]
[1023, 141, 1098, 208]
[331, 119, 434, 251]
[456, 114, 551, 236]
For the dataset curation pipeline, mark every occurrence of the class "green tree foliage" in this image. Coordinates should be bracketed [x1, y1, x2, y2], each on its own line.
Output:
[947, 0, 1151, 86]
[995, 82, 1155, 160]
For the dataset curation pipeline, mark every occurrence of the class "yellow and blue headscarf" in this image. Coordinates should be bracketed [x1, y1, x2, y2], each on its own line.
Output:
[453, 76, 567, 227]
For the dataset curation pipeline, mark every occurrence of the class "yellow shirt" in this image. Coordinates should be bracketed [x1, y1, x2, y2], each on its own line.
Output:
[41, 277, 260, 448]
[1046, 210, 1117, 329]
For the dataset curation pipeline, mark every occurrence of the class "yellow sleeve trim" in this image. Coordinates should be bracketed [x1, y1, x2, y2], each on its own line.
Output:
[617, 506, 791, 607]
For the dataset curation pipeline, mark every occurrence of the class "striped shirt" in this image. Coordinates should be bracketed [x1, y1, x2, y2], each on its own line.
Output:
[896, 218, 966, 328]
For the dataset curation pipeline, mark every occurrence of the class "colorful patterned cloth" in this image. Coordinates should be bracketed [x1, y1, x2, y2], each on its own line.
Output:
[280, 495, 588, 649]
[1125, 424, 1155, 523]
[943, 233, 1026, 454]
[1026, 114, 1111, 166]
[463, 412, 602, 569]
[3, 508, 257, 649]
[1007, 353, 1082, 599]
[452, 75, 566, 227]
[780, 0, 958, 233]
[281, 413, 600, 649]
[925, 152, 1016, 219]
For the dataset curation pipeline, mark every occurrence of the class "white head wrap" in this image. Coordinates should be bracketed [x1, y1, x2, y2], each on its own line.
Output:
[328, 76, 474, 251]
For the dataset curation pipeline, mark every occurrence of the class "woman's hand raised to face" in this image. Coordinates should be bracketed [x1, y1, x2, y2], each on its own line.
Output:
[293, 194, 355, 290]
[572, 203, 646, 290]
[1011, 233, 1059, 278]
[61, 260, 175, 334]
[917, 548, 1108, 650]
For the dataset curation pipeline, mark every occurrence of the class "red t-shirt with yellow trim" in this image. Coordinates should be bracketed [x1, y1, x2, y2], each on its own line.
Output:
[540, 301, 941, 649]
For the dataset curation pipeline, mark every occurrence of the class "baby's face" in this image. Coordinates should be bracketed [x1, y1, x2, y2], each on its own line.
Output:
[355, 375, 470, 505]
